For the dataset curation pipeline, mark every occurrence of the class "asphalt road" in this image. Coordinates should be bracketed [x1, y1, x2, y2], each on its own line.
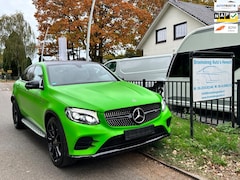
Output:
[0, 81, 194, 180]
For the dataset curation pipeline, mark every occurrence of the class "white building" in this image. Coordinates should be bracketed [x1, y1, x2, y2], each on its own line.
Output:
[137, 0, 214, 56]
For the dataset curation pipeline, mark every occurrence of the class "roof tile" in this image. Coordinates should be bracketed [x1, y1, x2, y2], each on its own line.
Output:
[169, 0, 214, 25]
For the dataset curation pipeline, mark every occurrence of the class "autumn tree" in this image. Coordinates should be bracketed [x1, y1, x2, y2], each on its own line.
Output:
[0, 52, 3, 73]
[128, 0, 165, 18]
[3, 32, 31, 76]
[33, 0, 164, 63]
[0, 13, 36, 60]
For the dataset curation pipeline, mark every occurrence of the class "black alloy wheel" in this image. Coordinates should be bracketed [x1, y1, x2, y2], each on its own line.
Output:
[46, 116, 72, 167]
[12, 100, 24, 129]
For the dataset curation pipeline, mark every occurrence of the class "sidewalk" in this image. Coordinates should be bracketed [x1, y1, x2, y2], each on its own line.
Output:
[0, 80, 14, 91]
[0, 79, 15, 83]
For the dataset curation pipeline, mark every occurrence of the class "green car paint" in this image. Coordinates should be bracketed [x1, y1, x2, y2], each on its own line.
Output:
[11, 61, 171, 167]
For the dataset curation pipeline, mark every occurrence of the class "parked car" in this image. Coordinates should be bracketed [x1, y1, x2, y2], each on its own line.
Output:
[11, 61, 172, 167]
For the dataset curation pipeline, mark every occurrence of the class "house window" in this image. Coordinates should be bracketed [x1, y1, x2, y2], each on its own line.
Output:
[156, 28, 166, 43]
[174, 22, 187, 40]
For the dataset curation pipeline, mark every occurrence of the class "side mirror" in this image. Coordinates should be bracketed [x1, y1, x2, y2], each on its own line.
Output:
[25, 80, 43, 90]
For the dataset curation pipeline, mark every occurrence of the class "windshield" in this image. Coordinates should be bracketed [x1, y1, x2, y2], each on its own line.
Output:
[47, 63, 118, 86]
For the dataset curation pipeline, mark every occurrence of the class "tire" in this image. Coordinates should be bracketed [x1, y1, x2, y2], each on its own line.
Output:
[46, 116, 73, 167]
[12, 100, 25, 129]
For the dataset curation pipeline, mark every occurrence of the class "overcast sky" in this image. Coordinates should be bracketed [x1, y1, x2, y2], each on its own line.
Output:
[1, 0, 239, 38]
[0, 0, 39, 36]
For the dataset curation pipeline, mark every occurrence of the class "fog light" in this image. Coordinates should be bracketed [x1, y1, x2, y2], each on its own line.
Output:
[75, 137, 94, 150]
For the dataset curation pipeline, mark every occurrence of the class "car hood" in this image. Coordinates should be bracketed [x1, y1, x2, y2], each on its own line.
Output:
[49, 81, 161, 112]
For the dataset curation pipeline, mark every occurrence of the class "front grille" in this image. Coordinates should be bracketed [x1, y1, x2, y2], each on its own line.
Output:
[104, 103, 161, 127]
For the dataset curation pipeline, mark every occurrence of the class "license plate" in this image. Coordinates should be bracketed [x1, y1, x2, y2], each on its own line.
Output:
[124, 125, 155, 141]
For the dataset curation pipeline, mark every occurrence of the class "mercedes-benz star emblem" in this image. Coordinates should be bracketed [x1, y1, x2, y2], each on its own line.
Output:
[132, 107, 145, 124]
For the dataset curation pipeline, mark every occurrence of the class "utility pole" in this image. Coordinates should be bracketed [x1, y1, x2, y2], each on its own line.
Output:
[86, 0, 96, 61]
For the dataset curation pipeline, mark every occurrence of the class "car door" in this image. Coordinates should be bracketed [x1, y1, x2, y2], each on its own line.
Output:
[17, 65, 47, 129]
[15, 65, 35, 116]
[27, 65, 48, 129]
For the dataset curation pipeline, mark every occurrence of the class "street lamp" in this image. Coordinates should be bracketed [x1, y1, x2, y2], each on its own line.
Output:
[40, 20, 54, 62]
[40, 25, 50, 62]
[86, 0, 96, 61]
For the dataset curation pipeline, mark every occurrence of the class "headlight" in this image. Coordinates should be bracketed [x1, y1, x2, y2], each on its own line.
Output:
[65, 108, 99, 125]
[161, 99, 167, 111]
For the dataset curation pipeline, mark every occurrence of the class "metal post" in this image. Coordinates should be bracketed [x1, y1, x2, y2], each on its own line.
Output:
[231, 54, 235, 127]
[86, 0, 96, 61]
[237, 80, 240, 125]
[143, 79, 146, 88]
[41, 25, 50, 62]
[189, 52, 194, 138]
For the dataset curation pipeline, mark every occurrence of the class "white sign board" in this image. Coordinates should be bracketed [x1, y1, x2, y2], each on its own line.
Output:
[214, 2, 238, 12]
[192, 57, 232, 102]
[58, 37, 67, 61]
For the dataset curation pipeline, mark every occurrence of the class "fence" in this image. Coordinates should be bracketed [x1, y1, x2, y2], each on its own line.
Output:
[129, 79, 240, 126]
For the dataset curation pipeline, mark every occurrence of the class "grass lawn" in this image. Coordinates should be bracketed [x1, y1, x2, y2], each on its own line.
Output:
[142, 115, 240, 179]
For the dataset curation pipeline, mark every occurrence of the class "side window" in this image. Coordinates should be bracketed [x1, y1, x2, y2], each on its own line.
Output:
[33, 65, 44, 88]
[33, 66, 43, 81]
[21, 66, 35, 81]
[169, 53, 190, 77]
[105, 61, 116, 72]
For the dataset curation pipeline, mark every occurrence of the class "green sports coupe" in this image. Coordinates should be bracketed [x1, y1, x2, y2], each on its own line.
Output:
[11, 61, 171, 167]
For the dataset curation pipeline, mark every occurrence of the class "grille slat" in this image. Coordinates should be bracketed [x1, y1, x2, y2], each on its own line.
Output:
[104, 103, 161, 127]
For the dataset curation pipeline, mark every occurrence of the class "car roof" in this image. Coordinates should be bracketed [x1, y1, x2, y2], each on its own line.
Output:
[36, 60, 98, 66]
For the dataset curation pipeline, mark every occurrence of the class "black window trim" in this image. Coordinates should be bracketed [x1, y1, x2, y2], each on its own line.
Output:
[156, 27, 167, 44]
[174, 21, 187, 40]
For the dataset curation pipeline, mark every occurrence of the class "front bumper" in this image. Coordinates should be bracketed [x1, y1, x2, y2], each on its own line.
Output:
[71, 124, 170, 159]
[62, 108, 171, 158]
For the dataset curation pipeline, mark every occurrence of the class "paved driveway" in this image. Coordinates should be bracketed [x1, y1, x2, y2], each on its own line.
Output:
[0, 81, 194, 180]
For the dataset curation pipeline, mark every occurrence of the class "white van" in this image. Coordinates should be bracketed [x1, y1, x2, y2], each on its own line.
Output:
[166, 22, 240, 113]
[104, 54, 173, 81]
[168, 22, 240, 82]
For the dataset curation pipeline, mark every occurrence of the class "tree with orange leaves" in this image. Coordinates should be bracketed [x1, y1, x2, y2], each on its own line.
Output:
[33, 0, 164, 62]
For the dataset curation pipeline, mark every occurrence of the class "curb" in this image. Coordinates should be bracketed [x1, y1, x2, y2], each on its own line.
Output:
[139, 151, 207, 180]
